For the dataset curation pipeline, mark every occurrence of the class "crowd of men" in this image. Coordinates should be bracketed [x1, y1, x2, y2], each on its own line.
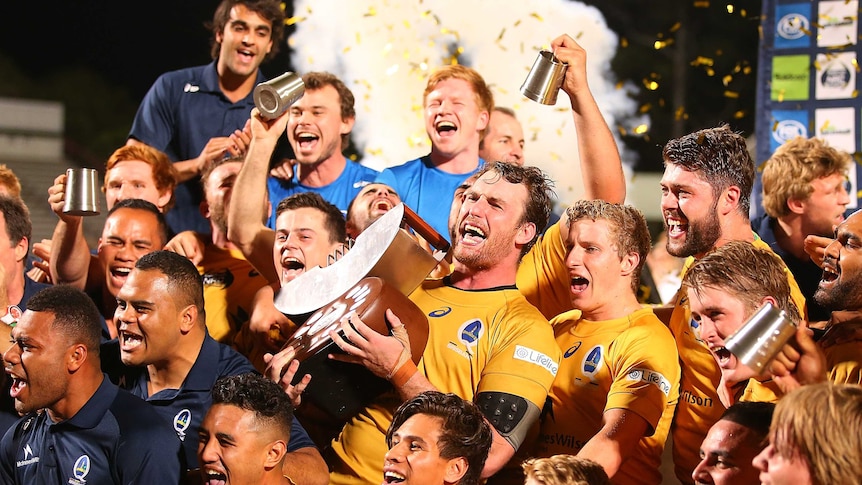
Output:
[2, 1, 862, 484]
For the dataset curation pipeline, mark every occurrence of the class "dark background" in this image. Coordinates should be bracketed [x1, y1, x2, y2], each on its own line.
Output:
[0, 0, 763, 171]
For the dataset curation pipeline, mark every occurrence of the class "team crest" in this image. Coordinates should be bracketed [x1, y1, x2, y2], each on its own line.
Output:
[174, 409, 192, 440]
[582, 345, 603, 377]
[73, 455, 90, 481]
[458, 319, 484, 347]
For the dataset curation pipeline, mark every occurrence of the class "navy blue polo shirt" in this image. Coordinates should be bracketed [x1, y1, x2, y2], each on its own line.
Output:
[0, 275, 52, 432]
[0, 375, 183, 484]
[129, 61, 292, 234]
[103, 333, 316, 469]
[752, 213, 829, 322]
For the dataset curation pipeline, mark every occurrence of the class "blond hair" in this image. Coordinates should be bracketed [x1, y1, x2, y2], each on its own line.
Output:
[761, 136, 850, 218]
[522, 455, 609, 485]
[682, 241, 800, 322]
[771, 383, 862, 485]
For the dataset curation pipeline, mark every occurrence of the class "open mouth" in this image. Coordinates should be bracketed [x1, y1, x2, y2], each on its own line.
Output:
[296, 132, 319, 150]
[8, 375, 26, 399]
[110, 266, 132, 285]
[119, 330, 143, 351]
[665, 216, 688, 239]
[711, 346, 732, 366]
[570, 276, 589, 294]
[461, 223, 486, 245]
[821, 260, 840, 285]
[435, 120, 457, 135]
[384, 471, 406, 484]
[203, 469, 227, 485]
[371, 199, 393, 214]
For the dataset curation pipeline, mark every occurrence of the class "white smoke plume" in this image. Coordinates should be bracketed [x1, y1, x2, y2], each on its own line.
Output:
[288, 0, 646, 209]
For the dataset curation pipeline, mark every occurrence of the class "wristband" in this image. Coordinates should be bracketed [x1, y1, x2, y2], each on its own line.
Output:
[390, 360, 418, 388]
[1, 305, 21, 328]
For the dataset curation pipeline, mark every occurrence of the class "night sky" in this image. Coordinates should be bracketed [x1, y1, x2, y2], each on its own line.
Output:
[1, 1, 295, 102]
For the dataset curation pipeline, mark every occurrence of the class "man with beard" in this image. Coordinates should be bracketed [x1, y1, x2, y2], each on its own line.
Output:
[318, 161, 561, 484]
[127, 0, 288, 235]
[262, 71, 379, 226]
[692, 402, 774, 485]
[753, 136, 851, 323]
[165, 156, 273, 345]
[658, 125, 806, 484]
[0, 285, 183, 483]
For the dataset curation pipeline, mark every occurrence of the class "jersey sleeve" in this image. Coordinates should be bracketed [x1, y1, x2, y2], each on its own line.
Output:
[373, 168, 399, 193]
[516, 217, 573, 320]
[606, 323, 680, 434]
[476, 300, 561, 409]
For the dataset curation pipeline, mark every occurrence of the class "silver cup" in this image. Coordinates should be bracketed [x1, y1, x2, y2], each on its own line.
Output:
[63, 168, 100, 216]
[725, 302, 797, 372]
[520, 50, 569, 105]
[254, 71, 305, 119]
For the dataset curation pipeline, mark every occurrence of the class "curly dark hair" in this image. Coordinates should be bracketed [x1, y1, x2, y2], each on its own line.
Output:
[211, 372, 293, 437]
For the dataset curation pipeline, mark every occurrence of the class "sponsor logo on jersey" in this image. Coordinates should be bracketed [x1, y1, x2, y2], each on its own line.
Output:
[428, 307, 452, 318]
[458, 319, 484, 347]
[174, 409, 192, 440]
[183, 83, 201, 93]
[73, 455, 91, 480]
[563, 342, 582, 359]
[582, 345, 603, 377]
[16, 444, 39, 468]
[626, 367, 672, 396]
[514, 345, 558, 376]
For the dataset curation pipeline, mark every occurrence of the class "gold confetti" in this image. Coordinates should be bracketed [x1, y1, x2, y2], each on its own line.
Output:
[530, 12, 544, 21]
[694, 1, 710, 7]
[343, 46, 351, 53]
[621, 37, 629, 48]
[305, 5, 312, 14]
[853, 89, 859, 98]
[639, 103, 652, 114]
[349, 154, 358, 161]
[286, 16, 305, 25]
[722, 74, 733, 86]
[724, 90, 739, 98]
[706, 68, 715, 76]
[363, 6, 377, 17]
[669, 22, 681, 33]
[634, 124, 649, 134]
[644, 80, 659, 90]
[617, 126, 628, 136]
[514, 20, 522, 27]
[691, 56, 715, 67]
[497, 28, 506, 42]
[726, 4, 734, 14]
[367, 148, 382, 156]
[733, 110, 746, 119]
[616, 81, 625, 89]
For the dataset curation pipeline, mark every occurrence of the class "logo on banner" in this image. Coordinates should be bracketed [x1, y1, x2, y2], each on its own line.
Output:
[821, 60, 852, 89]
[777, 13, 809, 40]
[772, 120, 806, 145]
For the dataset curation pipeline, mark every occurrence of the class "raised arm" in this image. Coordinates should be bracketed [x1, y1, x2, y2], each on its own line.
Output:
[46, 173, 95, 289]
[226, 108, 287, 283]
[551, 34, 626, 204]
